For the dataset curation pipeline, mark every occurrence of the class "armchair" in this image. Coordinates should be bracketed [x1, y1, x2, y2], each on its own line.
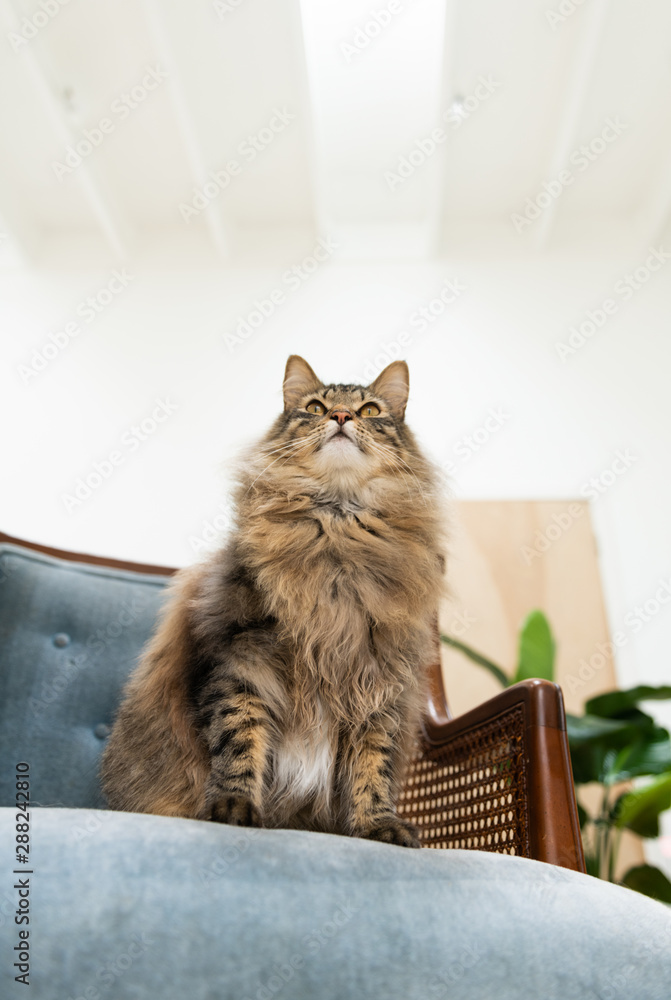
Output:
[1, 531, 668, 1000]
[0, 529, 584, 868]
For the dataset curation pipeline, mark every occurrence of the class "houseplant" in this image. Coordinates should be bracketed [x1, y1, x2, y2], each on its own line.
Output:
[441, 611, 671, 902]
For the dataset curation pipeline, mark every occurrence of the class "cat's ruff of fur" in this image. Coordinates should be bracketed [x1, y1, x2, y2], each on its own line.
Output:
[101, 356, 447, 847]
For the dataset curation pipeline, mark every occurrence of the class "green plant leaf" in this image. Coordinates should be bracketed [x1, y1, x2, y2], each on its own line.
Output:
[514, 610, 555, 684]
[576, 800, 590, 829]
[586, 686, 671, 719]
[609, 707, 660, 731]
[569, 745, 607, 786]
[567, 713, 650, 785]
[605, 731, 671, 785]
[566, 713, 637, 745]
[583, 851, 600, 878]
[439, 634, 509, 688]
[613, 772, 671, 838]
[621, 864, 671, 903]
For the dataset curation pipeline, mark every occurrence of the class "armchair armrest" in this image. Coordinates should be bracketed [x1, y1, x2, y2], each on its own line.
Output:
[397, 678, 586, 872]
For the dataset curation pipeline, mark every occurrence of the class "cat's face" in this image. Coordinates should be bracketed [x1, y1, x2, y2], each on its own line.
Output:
[260, 355, 414, 490]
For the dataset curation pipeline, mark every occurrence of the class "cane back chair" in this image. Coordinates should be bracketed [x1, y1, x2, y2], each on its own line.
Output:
[1, 531, 585, 873]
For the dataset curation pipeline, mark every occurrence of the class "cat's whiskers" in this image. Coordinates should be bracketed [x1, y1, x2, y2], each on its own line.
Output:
[257, 433, 319, 460]
[366, 437, 429, 506]
[247, 430, 322, 493]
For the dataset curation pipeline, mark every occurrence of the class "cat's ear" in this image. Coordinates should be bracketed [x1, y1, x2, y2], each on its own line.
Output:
[283, 355, 321, 411]
[370, 360, 409, 419]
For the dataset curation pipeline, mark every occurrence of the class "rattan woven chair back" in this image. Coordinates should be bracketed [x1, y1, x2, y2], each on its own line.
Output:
[397, 655, 586, 871]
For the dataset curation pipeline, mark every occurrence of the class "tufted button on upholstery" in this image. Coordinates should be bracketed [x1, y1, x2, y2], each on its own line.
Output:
[94, 723, 111, 740]
[53, 633, 70, 647]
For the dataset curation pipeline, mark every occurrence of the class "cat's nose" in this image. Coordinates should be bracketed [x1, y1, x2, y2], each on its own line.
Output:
[330, 408, 352, 426]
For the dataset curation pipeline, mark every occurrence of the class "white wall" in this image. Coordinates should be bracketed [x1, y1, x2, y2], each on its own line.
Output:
[3, 229, 671, 719]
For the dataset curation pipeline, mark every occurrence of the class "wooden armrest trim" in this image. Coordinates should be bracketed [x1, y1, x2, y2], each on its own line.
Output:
[422, 678, 563, 745]
[0, 531, 176, 576]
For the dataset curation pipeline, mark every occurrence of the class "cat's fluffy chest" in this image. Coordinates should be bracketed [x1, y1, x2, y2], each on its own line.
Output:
[243, 499, 422, 657]
[269, 699, 335, 822]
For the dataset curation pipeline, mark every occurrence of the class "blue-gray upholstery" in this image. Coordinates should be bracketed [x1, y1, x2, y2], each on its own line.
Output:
[1, 541, 670, 1000]
[0, 543, 167, 809]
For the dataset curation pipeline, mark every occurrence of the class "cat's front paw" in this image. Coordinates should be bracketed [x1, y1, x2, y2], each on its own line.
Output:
[359, 816, 421, 848]
[204, 794, 264, 828]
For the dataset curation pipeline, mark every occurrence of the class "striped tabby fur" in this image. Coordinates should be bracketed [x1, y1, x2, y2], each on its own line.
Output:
[101, 356, 446, 847]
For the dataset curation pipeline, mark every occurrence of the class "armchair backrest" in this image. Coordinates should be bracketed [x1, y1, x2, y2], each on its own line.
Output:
[0, 533, 172, 809]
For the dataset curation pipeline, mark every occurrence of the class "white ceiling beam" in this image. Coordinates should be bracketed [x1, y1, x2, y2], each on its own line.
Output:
[299, 0, 447, 259]
[429, 0, 460, 256]
[292, 0, 329, 244]
[0, 0, 131, 260]
[141, 0, 231, 260]
[534, 0, 610, 249]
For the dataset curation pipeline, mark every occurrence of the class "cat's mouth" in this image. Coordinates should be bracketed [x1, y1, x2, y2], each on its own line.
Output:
[324, 423, 358, 449]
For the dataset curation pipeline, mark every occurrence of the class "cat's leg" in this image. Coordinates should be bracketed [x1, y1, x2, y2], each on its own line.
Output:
[338, 715, 420, 848]
[197, 679, 273, 827]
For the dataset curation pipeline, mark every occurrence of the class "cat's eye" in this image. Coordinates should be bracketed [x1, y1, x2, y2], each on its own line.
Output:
[306, 400, 326, 415]
[359, 403, 381, 417]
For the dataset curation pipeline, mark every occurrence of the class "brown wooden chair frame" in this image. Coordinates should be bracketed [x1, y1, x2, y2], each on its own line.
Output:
[1, 531, 585, 872]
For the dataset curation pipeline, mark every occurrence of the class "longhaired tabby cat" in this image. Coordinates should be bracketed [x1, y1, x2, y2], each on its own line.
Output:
[101, 355, 446, 847]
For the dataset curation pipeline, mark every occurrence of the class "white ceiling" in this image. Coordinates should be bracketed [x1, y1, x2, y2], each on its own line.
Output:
[1, 0, 670, 264]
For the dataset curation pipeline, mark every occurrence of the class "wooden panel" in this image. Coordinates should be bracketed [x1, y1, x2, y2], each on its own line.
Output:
[440, 499, 642, 875]
[440, 500, 618, 715]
